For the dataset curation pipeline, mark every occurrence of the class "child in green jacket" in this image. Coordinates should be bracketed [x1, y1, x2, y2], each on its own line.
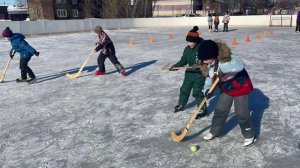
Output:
[169, 26, 207, 119]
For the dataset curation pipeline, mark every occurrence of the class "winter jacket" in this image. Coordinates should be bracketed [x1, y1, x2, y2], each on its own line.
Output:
[297, 12, 300, 22]
[214, 16, 219, 24]
[10, 33, 36, 59]
[174, 42, 203, 74]
[208, 16, 213, 26]
[202, 41, 253, 97]
[222, 14, 230, 23]
[95, 31, 115, 55]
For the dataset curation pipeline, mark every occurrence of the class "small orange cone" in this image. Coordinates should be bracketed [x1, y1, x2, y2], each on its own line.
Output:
[150, 36, 154, 44]
[129, 37, 134, 46]
[168, 33, 173, 40]
[256, 33, 261, 40]
[264, 31, 268, 38]
[269, 30, 273, 36]
[231, 38, 238, 46]
[246, 36, 251, 44]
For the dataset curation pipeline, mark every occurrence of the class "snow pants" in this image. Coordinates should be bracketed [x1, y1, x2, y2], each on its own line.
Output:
[20, 57, 35, 79]
[178, 72, 206, 109]
[97, 52, 124, 73]
[209, 93, 256, 139]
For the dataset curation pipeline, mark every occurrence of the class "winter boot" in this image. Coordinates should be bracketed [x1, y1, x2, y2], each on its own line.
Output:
[195, 109, 207, 119]
[27, 77, 37, 84]
[95, 71, 105, 76]
[16, 77, 28, 83]
[243, 137, 256, 147]
[174, 104, 184, 113]
[203, 132, 216, 141]
[120, 70, 126, 77]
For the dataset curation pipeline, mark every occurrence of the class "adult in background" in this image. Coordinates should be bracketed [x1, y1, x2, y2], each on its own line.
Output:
[296, 11, 300, 33]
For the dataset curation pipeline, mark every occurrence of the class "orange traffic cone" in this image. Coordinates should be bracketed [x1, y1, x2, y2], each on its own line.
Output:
[129, 37, 134, 46]
[150, 36, 154, 44]
[246, 36, 251, 44]
[168, 33, 173, 40]
[256, 33, 261, 40]
[231, 38, 238, 46]
[269, 30, 273, 36]
[264, 31, 268, 38]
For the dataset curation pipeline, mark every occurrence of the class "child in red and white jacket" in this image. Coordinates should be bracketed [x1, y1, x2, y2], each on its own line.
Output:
[93, 26, 126, 77]
[198, 39, 256, 147]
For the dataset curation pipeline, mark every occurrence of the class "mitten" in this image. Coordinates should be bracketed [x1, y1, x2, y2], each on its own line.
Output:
[191, 64, 198, 70]
[204, 89, 211, 99]
[34, 51, 40, 56]
[9, 50, 16, 59]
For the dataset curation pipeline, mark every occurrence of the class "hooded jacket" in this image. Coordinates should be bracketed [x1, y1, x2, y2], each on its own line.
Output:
[10, 33, 36, 59]
[201, 40, 253, 96]
[297, 11, 300, 22]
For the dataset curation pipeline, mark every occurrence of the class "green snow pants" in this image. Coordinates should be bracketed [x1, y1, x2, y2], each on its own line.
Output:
[178, 72, 206, 110]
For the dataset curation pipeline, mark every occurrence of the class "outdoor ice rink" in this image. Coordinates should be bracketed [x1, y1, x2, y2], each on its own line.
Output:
[0, 26, 300, 168]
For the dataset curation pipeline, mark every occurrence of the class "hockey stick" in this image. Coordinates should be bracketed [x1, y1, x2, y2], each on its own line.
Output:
[0, 58, 12, 83]
[171, 77, 220, 142]
[161, 64, 200, 71]
[66, 45, 99, 79]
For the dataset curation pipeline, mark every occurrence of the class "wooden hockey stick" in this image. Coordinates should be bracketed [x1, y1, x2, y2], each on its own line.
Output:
[171, 77, 220, 142]
[161, 64, 200, 71]
[0, 58, 12, 83]
[66, 45, 99, 79]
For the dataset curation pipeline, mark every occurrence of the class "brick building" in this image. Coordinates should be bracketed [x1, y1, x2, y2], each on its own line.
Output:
[28, 0, 101, 20]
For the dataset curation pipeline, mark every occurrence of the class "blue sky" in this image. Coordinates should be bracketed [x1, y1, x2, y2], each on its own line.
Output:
[0, 0, 16, 5]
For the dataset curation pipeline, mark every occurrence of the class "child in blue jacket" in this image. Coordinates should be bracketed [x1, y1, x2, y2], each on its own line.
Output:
[2, 27, 39, 83]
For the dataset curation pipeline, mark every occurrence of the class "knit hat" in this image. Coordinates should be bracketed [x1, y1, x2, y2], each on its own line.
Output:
[2, 27, 13, 37]
[186, 26, 201, 43]
[93, 26, 102, 34]
[197, 40, 219, 60]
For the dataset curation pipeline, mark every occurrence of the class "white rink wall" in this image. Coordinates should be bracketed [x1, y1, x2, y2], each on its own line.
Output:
[0, 15, 297, 35]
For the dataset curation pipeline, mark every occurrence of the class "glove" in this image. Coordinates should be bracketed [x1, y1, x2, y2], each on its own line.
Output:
[34, 51, 40, 56]
[191, 64, 198, 70]
[95, 42, 99, 46]
[169, 65, 178, 71]
[9, 50, 16, 59]
[204, 89, 211, 99]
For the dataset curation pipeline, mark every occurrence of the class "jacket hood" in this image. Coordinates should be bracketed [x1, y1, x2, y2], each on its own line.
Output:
[215, 39, 231, 63]
[11, 33, 25, 41]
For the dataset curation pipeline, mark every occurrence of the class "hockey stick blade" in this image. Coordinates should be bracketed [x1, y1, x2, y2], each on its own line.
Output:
[170, 78, 220, 142]
[171, 129, 188, 142]
[0, 74, 5, 83]
[66, 72, 80, 79]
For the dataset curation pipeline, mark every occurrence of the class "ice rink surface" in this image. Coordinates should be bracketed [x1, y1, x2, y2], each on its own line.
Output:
[0, 26, 300, 168]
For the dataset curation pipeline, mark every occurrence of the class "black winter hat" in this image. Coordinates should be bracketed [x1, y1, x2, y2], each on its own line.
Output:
[197, 40, 219, 60]
[186, 26, 202, 43]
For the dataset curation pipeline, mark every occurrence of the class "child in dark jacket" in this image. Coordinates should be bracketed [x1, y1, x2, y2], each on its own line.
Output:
[169, 26, 207, 119]
[198, 39, 256, 147]
[296, 11, 300, 32]
[93, 26, 126, 77]
[2, 27, 39, 83]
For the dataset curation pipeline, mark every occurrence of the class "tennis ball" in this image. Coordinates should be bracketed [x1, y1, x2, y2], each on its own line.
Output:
[190, 145, 197, 152]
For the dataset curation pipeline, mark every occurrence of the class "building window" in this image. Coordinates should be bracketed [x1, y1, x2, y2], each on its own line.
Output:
[72, 9, 79, 17]
[72, 0, 78, 4]
[56, 0, 66, 4]
[57, 9, 67, 17]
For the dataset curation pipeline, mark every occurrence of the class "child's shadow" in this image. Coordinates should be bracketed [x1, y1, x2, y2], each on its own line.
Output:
[221, 88, 269, 138]
[104, 60, 157, 76]
[35, 60, 157, 83]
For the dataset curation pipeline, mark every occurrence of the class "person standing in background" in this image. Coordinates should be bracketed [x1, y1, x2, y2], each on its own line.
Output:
[208, 14, 213, 32]
[214, 14, 220, 32]
[222, 11, 230, 32]
[296, 11, 300, 32]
